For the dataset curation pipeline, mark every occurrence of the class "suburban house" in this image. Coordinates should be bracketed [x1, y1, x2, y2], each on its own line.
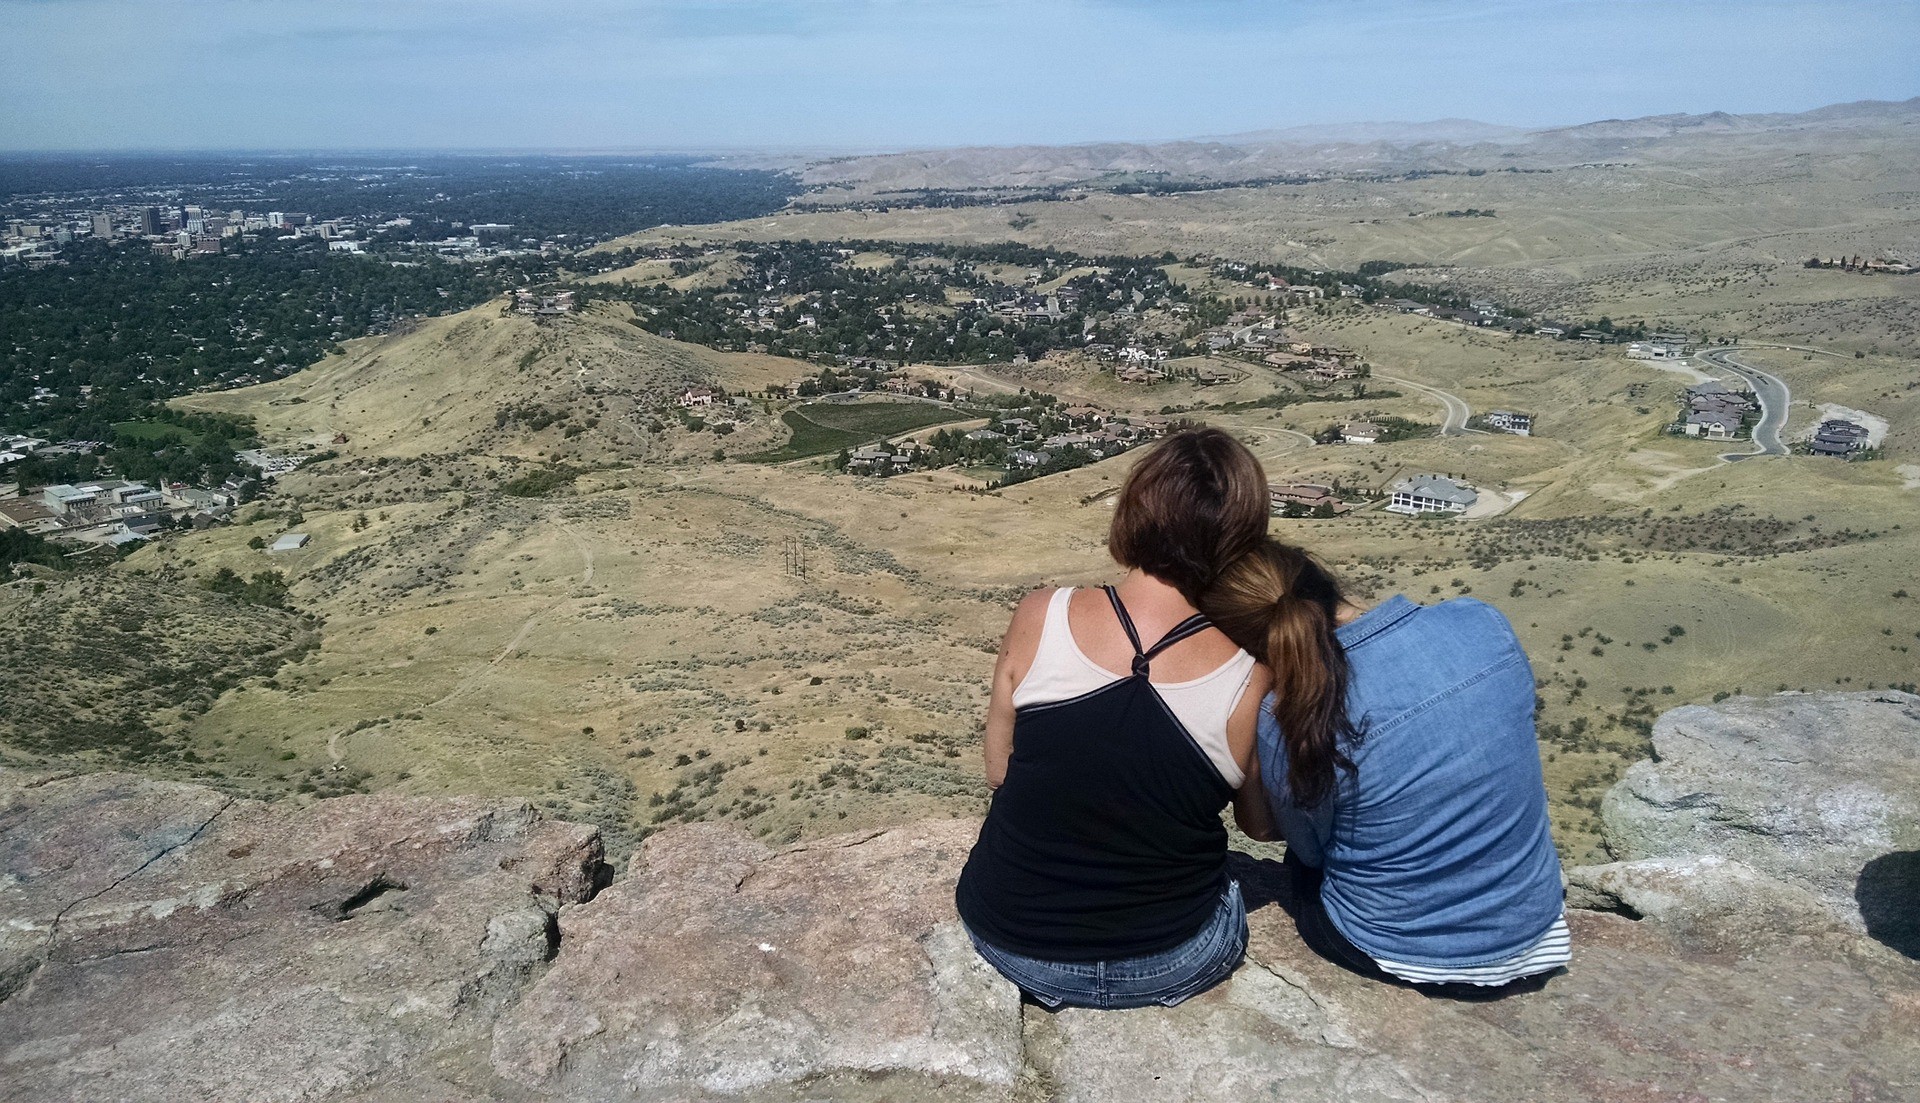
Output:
[1388, 474, 1478, 515]
[1042, 432, 1101, 450]
[1483, 410, 1533, 436]
[1809, 419, 1870, 458]
[1009, 449, 1051, 468]
[1681, 382, 1755, 439]
[1685, 412, 1744, 440]
[1339, 421, 1383, 445]
[677, 386, 716, 408]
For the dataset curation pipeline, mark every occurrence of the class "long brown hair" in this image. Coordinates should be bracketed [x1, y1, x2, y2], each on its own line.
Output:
[1108, 428, 1269, 606]
[1202, 539, 1358, 807]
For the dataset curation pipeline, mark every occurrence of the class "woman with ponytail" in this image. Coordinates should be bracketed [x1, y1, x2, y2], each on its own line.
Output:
[1203, 540, 1569, 997]
[955, 428, 1276, 1010]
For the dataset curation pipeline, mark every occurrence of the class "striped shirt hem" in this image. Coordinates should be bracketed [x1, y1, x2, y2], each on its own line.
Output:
[1371, 914, 1571, 986]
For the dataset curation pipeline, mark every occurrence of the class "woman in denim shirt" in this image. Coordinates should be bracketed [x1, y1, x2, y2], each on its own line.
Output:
[1203, 539, 1569, 996]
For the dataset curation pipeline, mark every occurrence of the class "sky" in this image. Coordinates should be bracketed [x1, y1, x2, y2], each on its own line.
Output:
[3, 0, 1916, 152]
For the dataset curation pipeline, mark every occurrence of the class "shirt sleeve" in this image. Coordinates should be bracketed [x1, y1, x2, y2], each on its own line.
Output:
[1256, 704, 1336, 867]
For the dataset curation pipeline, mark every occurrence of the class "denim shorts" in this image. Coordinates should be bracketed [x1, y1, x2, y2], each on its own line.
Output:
[963, 880, 1247, 1010]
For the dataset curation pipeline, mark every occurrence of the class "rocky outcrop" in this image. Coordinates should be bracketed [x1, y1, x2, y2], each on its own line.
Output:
[0, 768, 604, 1103]
[1568, 690, 1920, 956]
[489, 820, 1023, 1101]
[3, 692, 1917, 1102]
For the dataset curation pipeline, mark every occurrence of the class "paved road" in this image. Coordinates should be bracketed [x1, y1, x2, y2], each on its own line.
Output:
[1374, 374, 1472, 435]
[1696, 347, 1790, 457]
[1230, 423, 1315, 465]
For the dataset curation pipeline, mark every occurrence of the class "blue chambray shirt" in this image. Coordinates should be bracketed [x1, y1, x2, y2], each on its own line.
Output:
[1259, 595, 1566, 966]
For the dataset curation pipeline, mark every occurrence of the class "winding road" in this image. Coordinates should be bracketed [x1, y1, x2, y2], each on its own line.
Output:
[1373, 373, 1472, 435]
[1231, 423, 1316, 465]
[1695, 347, 1791, 458]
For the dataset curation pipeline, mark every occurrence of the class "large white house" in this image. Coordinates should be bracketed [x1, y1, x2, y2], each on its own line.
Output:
[1388, 474, 1477, 515]
[1483, 410, 1533, 436]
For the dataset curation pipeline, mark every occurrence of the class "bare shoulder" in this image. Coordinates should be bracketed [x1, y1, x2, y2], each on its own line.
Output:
[1005, 587, 1057, 639]
[1243, 661, 1274, 697]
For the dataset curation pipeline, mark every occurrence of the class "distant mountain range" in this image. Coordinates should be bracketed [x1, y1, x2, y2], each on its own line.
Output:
[1200, 118, 1533, 146]
[785, 98, 1920, 193]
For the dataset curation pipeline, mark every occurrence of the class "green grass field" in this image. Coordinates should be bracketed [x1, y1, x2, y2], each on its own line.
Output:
[112, 420, 203, 445]
[744, 401, 970, 463]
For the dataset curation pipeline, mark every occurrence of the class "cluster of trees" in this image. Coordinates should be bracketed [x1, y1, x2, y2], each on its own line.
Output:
[603, 240, 1190, 368]
[994, 445, 1103, 488]
[780, 365, 949, 399]
[0, 237, 506, 441]
[107, 408, 261, 487]
[201, 567, 292, 609]
[499, 464, 580, 498]
[0, 528, 67, 574]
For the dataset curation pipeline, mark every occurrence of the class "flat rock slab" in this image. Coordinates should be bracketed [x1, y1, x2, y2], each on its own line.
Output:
[489, 819, 1024, 1102]
[0, 767, 602, 1103]
[1599, 691, 1920, 944]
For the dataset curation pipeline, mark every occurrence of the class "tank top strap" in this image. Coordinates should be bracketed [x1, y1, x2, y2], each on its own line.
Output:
[1026, 587, 1078, 670]
[1100, 584, 1146, 656]
[1101, 585, 1216, 678]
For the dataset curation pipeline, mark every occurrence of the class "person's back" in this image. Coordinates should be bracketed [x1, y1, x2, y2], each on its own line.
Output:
[1202, 540, 1567, 994]
[956, 584, 1256, 960]
[1277, 595, 1564, 968]
[954, 427, 1278, 1010]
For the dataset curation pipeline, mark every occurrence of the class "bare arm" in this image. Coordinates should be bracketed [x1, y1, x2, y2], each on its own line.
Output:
[983, 589, 1052, 791]
[1228, 665, 1279, 841]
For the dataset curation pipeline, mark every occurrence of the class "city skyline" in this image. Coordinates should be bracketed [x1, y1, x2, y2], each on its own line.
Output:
[3, 0, 1917, 152]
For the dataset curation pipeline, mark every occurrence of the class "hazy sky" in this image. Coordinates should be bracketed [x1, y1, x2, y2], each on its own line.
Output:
[4, 0, 1916, 152]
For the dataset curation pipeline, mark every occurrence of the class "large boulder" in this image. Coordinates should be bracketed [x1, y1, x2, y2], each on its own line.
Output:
[1586, 690, 1920, 950]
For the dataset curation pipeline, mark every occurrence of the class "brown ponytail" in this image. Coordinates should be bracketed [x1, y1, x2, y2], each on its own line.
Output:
[1201, 539, 1357, 808]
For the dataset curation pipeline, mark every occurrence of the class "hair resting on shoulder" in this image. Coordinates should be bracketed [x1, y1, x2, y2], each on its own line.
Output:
[1107, 427, 1269, 606]
[1201, 539, 1358, 808]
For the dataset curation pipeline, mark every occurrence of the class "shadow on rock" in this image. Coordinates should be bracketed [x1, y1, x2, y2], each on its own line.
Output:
[1226, 851, 1295, 915]
[1856, 850, 1920, 958]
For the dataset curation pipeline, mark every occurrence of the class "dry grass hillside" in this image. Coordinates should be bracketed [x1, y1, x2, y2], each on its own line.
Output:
[608, 118, 1920, 351]
[177, 298, 805, 467]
